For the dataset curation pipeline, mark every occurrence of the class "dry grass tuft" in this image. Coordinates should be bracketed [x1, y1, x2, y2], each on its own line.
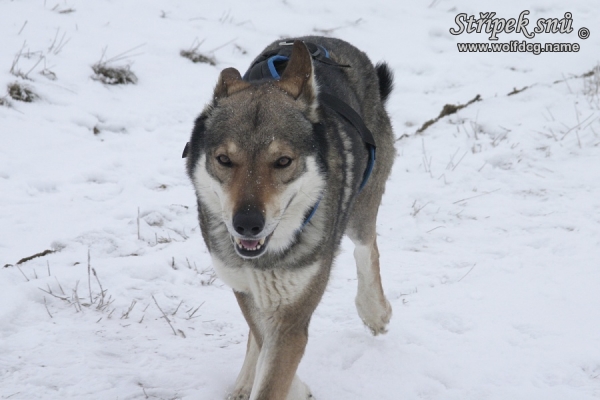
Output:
[180, 50, 216, 66]
[180, 39, 216, 66]
[91, 45, 143, 85]
[92, 63, 138, 85]
[7, 81, 37, 102]
[180, 49, 216, 65]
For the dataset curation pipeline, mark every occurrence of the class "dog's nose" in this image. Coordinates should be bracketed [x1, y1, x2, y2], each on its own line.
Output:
[233, 208, 265, 236]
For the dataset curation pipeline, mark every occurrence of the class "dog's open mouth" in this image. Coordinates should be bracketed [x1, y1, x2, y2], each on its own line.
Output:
[232, 234, 272, 258]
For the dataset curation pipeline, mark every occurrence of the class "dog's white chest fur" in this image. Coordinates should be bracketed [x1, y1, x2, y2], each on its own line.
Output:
[213, 257, 319, 310]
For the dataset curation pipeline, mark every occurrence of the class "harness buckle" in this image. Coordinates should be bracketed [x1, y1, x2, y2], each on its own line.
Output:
[278, 40, 322, 58]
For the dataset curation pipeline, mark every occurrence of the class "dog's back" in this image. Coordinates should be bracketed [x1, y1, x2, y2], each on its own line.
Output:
[245, 36, 396, 246]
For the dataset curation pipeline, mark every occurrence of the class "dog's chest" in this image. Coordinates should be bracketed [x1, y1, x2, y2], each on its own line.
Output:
[213, 258, 320, 310]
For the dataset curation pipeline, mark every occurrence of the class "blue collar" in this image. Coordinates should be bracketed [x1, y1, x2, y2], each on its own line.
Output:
[300, 196, 322, 230]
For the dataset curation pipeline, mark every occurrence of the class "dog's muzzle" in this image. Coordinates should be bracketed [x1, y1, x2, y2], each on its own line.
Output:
[231, 208, 270, 258]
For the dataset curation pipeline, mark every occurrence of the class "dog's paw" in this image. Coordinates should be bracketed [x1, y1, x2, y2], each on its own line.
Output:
[227, 390, 250, 400]
[286, 375, 313, 400]
[356, 295, 392, 336]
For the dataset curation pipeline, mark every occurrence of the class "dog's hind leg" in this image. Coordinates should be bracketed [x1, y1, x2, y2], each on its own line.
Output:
[229, 330, 260, 400]
[348, 226, 392, 335]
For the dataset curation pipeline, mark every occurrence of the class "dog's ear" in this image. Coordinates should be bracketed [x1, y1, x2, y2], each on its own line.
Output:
[276, 41, 319, 117]
[213, 68, 251, 100]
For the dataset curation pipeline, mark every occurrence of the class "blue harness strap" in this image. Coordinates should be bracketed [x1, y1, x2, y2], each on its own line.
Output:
[266, 55, 290, 79]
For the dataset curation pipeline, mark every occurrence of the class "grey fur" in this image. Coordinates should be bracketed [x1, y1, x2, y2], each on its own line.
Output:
[187, 36, 395, 399]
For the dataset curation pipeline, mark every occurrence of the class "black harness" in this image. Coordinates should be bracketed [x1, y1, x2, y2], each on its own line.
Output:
[182, 40, 376, 229]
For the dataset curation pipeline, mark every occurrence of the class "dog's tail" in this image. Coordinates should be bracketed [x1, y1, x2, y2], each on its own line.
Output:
[375, 62, 394, 105]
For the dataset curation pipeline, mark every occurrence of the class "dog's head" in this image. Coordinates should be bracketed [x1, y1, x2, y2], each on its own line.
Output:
[187, 41, 327, 259]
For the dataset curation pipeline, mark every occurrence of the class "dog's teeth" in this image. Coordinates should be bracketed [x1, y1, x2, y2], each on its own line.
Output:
[234, 236, 266, 253]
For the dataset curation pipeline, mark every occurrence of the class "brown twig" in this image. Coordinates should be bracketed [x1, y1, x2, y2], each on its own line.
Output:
[16, 265, 30, 282]
[152, 295, 177, 336]
[452, 189, 499, 204]
[43, 297, 53, 318]
[87, 249, 93, 305]
[38, 287, 69, 301]
[457, 263, 477, 282]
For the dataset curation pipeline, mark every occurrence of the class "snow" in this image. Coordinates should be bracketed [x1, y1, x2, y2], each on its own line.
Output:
[1, 0, 600, 399]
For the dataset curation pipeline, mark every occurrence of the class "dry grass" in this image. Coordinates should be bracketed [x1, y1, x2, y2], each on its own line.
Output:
[7, 81, 37, 102]
[91, 45, 143, 85]
[9, 33, 67, 82]
[92, 63, 138, 85]
[583, 64, 600, 109]
[314, 18, 363, 35]
[180, 49, 216, 65]
[10, 44, 43, 80]
[180, 39, 216, 66]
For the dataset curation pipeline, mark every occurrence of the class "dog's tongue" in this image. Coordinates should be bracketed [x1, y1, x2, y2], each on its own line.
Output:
[240, 239, 259, 249]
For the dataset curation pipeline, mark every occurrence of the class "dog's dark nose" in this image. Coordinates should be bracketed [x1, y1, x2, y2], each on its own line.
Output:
[233, 208, 265, 236]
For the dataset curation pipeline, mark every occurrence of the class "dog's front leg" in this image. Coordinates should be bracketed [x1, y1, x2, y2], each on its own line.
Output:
[234, 291, 312, 400]
[252, 326, 312, 400]
[229, 329, 260, 400]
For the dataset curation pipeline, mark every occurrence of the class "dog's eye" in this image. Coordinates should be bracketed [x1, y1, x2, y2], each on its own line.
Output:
[216, 154, 232, 166]
[275, 157, 292, 168]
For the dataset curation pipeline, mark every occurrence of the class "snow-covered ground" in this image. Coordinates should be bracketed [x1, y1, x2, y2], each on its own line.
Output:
[1, 1, 599, 399]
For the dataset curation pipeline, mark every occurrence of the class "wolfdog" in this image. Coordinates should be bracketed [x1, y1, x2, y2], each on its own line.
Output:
[185, 36, 395, 399]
